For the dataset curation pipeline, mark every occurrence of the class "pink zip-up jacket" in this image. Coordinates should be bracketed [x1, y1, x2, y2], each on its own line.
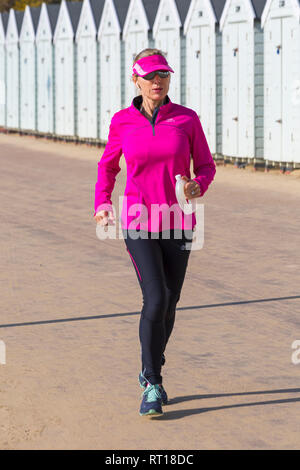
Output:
[94, 95, 216, 232]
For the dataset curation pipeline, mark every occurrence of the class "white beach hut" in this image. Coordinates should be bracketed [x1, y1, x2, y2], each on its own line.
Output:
[152, 0, 191, 104]
[0, 12, 9, 127]
[220, 0, 266, 163]
[122, 0, 160, 107]
[76, 0, 105, 140]
[98, 0, 130, 141]
[36, 2, 60, 135]
[261, 0, 300, 169]
[19, 5, 41, 132]
[184, 0, 226, 155]
[5, 8, 24, 129]
[53, 0, 82, 138]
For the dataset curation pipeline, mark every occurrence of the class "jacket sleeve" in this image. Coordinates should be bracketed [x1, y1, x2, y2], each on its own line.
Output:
[94, 114, 122, 216]
[190, 111, 216, 197]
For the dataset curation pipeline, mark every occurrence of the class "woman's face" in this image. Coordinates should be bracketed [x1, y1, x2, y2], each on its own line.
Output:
[133, 70, 171, 102]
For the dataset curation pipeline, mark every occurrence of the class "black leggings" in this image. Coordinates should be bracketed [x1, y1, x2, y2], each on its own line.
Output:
[123, 229, 192, 385]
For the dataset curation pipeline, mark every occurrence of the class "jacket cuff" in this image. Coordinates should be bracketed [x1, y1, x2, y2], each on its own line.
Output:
[192, 178, 204, 196]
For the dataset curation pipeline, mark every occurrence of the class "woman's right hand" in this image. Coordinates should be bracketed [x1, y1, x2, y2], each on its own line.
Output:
[94, 210, 115, 229]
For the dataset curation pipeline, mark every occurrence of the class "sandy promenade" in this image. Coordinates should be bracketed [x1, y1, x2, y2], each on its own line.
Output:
[0, 132, 300, 450]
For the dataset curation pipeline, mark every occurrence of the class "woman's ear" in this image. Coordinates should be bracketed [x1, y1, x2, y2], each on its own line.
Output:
[133, 75, 141, 90]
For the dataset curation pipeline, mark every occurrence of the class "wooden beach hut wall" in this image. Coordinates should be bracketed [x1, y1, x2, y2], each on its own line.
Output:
[98, 0, 130, 141]
[36, 3, 60, 135]
[53, 0, 82, 138]
[261, 0, 300, 167]
[76, 0, 105, 140]
[220, 0, 266, 162]
[122, 0, 160, 107]
[152, 0, 191, 104]
[0, 12, 9, 127]
[0, 15, 4, 126]
[19, 5, 41, 132]
[5, 9, 24, 129]
[184, 0, 226, 155]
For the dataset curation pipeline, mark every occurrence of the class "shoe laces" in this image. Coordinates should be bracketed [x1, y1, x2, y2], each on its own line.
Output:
[142, 384, 162, 402]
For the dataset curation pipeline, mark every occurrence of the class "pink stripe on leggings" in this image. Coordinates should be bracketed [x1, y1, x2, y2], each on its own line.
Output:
[127, 248, 142, 282]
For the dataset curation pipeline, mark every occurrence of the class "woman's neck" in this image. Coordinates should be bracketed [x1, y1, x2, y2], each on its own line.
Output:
[140, 95, 165, 118]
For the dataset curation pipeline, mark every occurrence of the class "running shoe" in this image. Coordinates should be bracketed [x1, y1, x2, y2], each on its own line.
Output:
[139, 383, 163, 416]
[138, 371, 168, 405]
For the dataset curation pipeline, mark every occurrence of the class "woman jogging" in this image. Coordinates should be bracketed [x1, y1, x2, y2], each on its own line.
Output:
[94, 49, 216, 416]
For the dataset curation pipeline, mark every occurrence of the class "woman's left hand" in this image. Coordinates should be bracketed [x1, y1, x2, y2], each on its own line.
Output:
[181, 176, 202, 199]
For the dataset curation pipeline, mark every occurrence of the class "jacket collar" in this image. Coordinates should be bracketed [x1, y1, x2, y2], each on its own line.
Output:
[129, 94, 173, 118]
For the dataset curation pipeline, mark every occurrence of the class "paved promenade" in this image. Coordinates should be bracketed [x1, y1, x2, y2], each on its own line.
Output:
[0, 133, 300, 449]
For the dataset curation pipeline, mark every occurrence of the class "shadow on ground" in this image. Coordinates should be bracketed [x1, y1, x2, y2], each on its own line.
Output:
[151, 388, 300, 420]
[0, 295, 299, 329]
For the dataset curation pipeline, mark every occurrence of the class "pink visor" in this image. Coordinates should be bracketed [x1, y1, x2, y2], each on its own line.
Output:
[132, 54, 174, 77]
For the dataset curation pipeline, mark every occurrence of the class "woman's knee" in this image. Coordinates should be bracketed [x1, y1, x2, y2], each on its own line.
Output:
[165, 289, 181, 319]
[142, 279, 169, 323]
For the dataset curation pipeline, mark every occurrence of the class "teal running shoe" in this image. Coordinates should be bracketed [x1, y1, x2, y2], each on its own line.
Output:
[139, 383, 163, 416]
[138, 371, 168, 405]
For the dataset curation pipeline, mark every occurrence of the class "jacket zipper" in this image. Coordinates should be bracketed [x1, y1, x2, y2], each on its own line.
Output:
[139, 105, 160, 136]
[151, 107, 160, 136]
